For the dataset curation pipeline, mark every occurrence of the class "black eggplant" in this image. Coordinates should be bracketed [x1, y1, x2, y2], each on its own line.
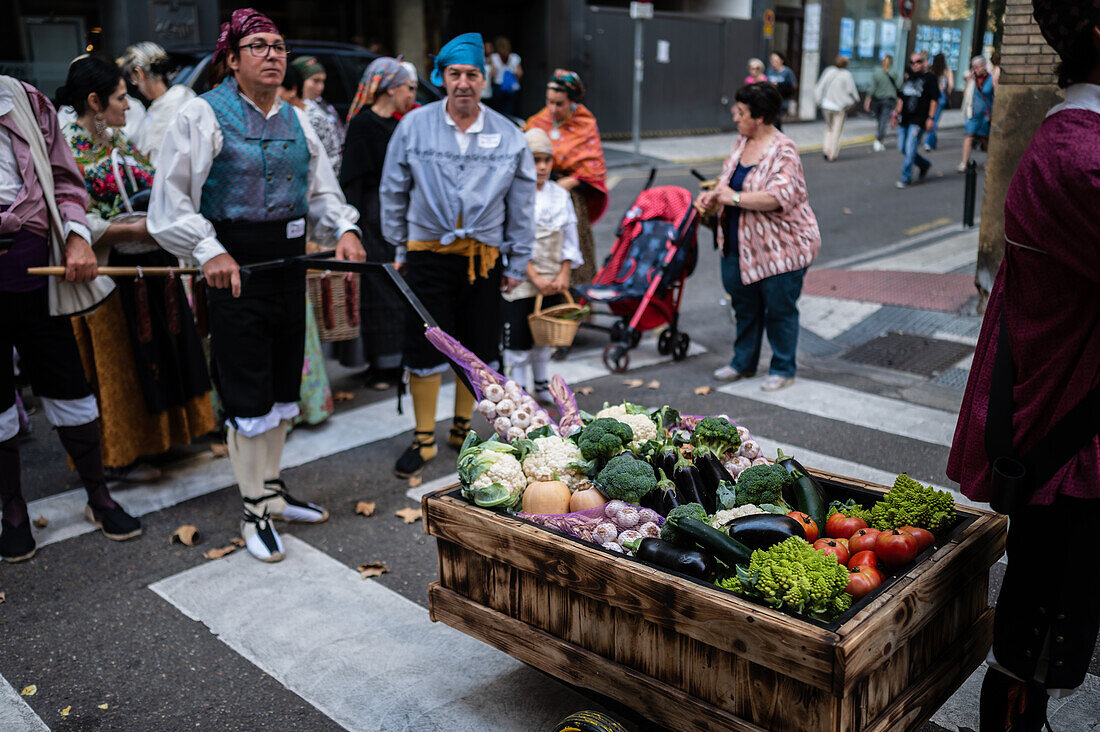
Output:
[693, 452, 732, 514]
[722, 513, 806, 549]
[654, 443, 680, 478]
[651, 469, 681, 516]
[776, 449, 827, 531]
[672, 457, 707, 507]
[676, 517, 753, 567]
[622, 537, 716, 580]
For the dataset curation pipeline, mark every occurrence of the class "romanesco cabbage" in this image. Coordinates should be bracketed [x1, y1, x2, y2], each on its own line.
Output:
[870, 474, 955, 533]
[725, 536, 853, 620]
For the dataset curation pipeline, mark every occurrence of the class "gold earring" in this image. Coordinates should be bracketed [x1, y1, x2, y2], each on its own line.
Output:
[94, 113, 107, 137]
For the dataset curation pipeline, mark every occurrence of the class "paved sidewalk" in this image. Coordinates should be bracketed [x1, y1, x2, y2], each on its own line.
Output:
[604, 109, 966, 165]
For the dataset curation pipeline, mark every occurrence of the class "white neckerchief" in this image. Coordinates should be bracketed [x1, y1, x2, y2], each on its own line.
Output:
[1046, 83, 1100, 118]
[0, 85, 22, 205]
[443, 101, 485, 154]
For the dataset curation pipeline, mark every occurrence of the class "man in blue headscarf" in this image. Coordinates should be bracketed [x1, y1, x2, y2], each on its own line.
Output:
[380, 32, 535, 478]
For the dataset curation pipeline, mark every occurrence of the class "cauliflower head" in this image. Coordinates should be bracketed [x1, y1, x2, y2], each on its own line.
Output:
[730, 536, 852, 620]
[469, 453, 525, 500]
[457, 434, 526, 508]
[618, 413, 658, 446]
[522, 436, 586, 490]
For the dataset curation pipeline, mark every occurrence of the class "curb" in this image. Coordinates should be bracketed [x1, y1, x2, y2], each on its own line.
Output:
[659, 134, 882, 165]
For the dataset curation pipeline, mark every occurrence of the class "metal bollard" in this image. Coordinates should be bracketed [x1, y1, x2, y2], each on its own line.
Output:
[962, 160, 978, 228]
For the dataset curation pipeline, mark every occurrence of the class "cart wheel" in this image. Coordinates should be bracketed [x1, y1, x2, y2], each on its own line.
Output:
[554, 710, 628, 732]
[657, 328, 676, 355]
[602, 344, 629, 373]
[673, 332, 691, 361]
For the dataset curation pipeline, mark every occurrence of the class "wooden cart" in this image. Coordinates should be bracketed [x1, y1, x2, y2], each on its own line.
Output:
[422, 471, 1007, 732]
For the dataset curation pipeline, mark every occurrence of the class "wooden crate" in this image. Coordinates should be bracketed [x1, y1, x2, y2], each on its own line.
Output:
[422, 471, 1007, 732]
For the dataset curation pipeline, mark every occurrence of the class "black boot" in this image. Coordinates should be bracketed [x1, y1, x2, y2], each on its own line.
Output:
[979, 667, 1051, 732]
[0, 518, 35, 563]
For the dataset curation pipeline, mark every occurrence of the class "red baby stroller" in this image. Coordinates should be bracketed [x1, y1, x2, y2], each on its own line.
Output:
[574, 185, 699, 373]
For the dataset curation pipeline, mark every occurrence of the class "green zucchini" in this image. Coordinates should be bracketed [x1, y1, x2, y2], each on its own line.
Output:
[776, 449, 827, 531]
[677, 517, 752, 568]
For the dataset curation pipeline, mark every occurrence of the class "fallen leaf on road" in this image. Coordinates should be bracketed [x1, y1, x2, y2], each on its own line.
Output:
[842, 208, 852, 215]
[394, 507, 421, 524]
[576, 386, 594, 395]
[98, 703, 108, 710]
[354, 501, 376, 517]
[170, 525, 200, 546]
[357, 562, 389, 579]
[407, 475, 422, 488]
[229, 537, 246, 547]
[32, 516, 48, 528]
[0, 592, 5, 603]
[622, 378, 645, 388]
[20, 685, 35, 696]
[60, 706, 71, 717]
[646, 380, 660, 389]
[210, 443, 228, 458]
[333, 390, 356, 403]
[202, 544, 239, 560]
[694, 386, 712, 395]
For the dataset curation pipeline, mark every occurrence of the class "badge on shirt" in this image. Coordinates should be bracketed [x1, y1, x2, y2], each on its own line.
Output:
[478, 133, 502, 148]
[286, 218, 306, 239]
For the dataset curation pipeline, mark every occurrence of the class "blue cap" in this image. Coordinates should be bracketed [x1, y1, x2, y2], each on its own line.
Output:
[430, 32, 486, 86]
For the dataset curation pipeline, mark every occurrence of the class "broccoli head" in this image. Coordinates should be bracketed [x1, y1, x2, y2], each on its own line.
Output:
[660, 502, 709, 545]
[577, 417, 634, 466]
[733, 536, 852, 620]
[870, 474, 955, 533]
[596, 454, 657, 505]
[690, 416, 742, 458]
[734, 464, 793, 512]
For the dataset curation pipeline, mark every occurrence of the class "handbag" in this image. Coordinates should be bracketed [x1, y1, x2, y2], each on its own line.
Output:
[500, 68, 520, 94]
[985, 308, 1100, 514]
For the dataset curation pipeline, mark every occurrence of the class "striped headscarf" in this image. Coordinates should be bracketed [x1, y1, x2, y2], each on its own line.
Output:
[547, 69, 585, 102]
[347, 56, 413, 122]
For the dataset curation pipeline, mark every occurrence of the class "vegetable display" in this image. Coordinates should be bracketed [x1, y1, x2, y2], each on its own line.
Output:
[577, 418, 634, 470]
[596, 454, 659, 505]
[729, 464, 793, 514]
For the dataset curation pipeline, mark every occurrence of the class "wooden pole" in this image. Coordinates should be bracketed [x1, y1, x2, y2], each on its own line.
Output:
[26, 266, 201, 277]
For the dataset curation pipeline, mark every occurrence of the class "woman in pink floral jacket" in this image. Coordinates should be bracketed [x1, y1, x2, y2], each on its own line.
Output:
[696, 83, 820, 391]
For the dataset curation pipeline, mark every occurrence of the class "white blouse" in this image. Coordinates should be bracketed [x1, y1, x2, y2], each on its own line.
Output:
[535, 181, 582, 267]
[147, 91, 359, 267]
[134, 84, 196, 166]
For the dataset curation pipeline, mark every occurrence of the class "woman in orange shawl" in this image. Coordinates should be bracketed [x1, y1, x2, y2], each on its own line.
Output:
[525, 70, 608, 283]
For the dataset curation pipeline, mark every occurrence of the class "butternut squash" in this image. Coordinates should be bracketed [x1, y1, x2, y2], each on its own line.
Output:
[522, 480, 571, 515]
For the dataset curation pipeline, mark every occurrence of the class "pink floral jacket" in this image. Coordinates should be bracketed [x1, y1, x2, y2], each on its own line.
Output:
[716, 132, 821, 284]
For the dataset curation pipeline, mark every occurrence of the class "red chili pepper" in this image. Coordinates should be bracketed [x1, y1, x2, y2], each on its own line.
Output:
[164, 271, 181, 335]
[321, 275, 335, 330]
[344, 274, 359, 328]
[134, 277, 152, 343]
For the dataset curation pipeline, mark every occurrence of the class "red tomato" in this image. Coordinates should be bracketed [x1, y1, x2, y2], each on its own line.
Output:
[835, 537, 850, 551]
[787, 511, 818, 542]
[845, 566, 883, 599]
[898, 526, 935, 553]
[848, 550, 883, 572]
[849, 528, 881, 555]
[875, 529, 919, 567]
[813, 538, 850, 566]
[826, 512, 869, 540]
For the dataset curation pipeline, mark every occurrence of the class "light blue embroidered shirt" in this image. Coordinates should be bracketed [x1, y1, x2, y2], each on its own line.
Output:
[380, 101, 535, 280]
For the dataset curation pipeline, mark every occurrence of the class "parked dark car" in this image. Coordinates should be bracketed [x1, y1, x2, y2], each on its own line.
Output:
[166, 40, 443, 120]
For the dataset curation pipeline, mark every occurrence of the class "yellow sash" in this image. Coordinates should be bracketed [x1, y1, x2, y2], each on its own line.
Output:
[406, 238, 500, 284]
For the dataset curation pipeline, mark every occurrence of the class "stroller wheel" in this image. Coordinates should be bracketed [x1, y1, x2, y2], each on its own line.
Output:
[609, 320, 626, 343]
[629, 328, 642, 348]
[673, 332, 691, 361]
[657, 328, 676, 355]
[602, 344, 630, 373]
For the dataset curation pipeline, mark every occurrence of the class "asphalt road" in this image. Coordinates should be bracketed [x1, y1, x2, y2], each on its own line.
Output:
[8, 127, 1079, 732]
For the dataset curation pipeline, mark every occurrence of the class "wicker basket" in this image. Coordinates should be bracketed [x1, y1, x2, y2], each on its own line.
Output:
[528, 292, 584, 347]
[307, 271, 360, 342]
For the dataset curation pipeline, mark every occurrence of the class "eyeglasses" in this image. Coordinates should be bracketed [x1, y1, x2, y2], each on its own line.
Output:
[240, 42, 290, 58]
[910, 58, 924, 64]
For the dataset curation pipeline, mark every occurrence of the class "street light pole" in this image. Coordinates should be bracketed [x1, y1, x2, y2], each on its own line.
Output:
[629, 1, 652, 156]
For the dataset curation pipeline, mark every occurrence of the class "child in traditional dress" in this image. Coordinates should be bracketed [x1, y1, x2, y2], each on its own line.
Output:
[501, 128, 583, 401]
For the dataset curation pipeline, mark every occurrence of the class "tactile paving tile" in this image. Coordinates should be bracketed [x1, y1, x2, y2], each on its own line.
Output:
[841, 332, 974, 377]
[803, 269, 976, 313]
[834, 306, 955, 347]
[797, 328, 847, 358]
[933, 367, 972, 391]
